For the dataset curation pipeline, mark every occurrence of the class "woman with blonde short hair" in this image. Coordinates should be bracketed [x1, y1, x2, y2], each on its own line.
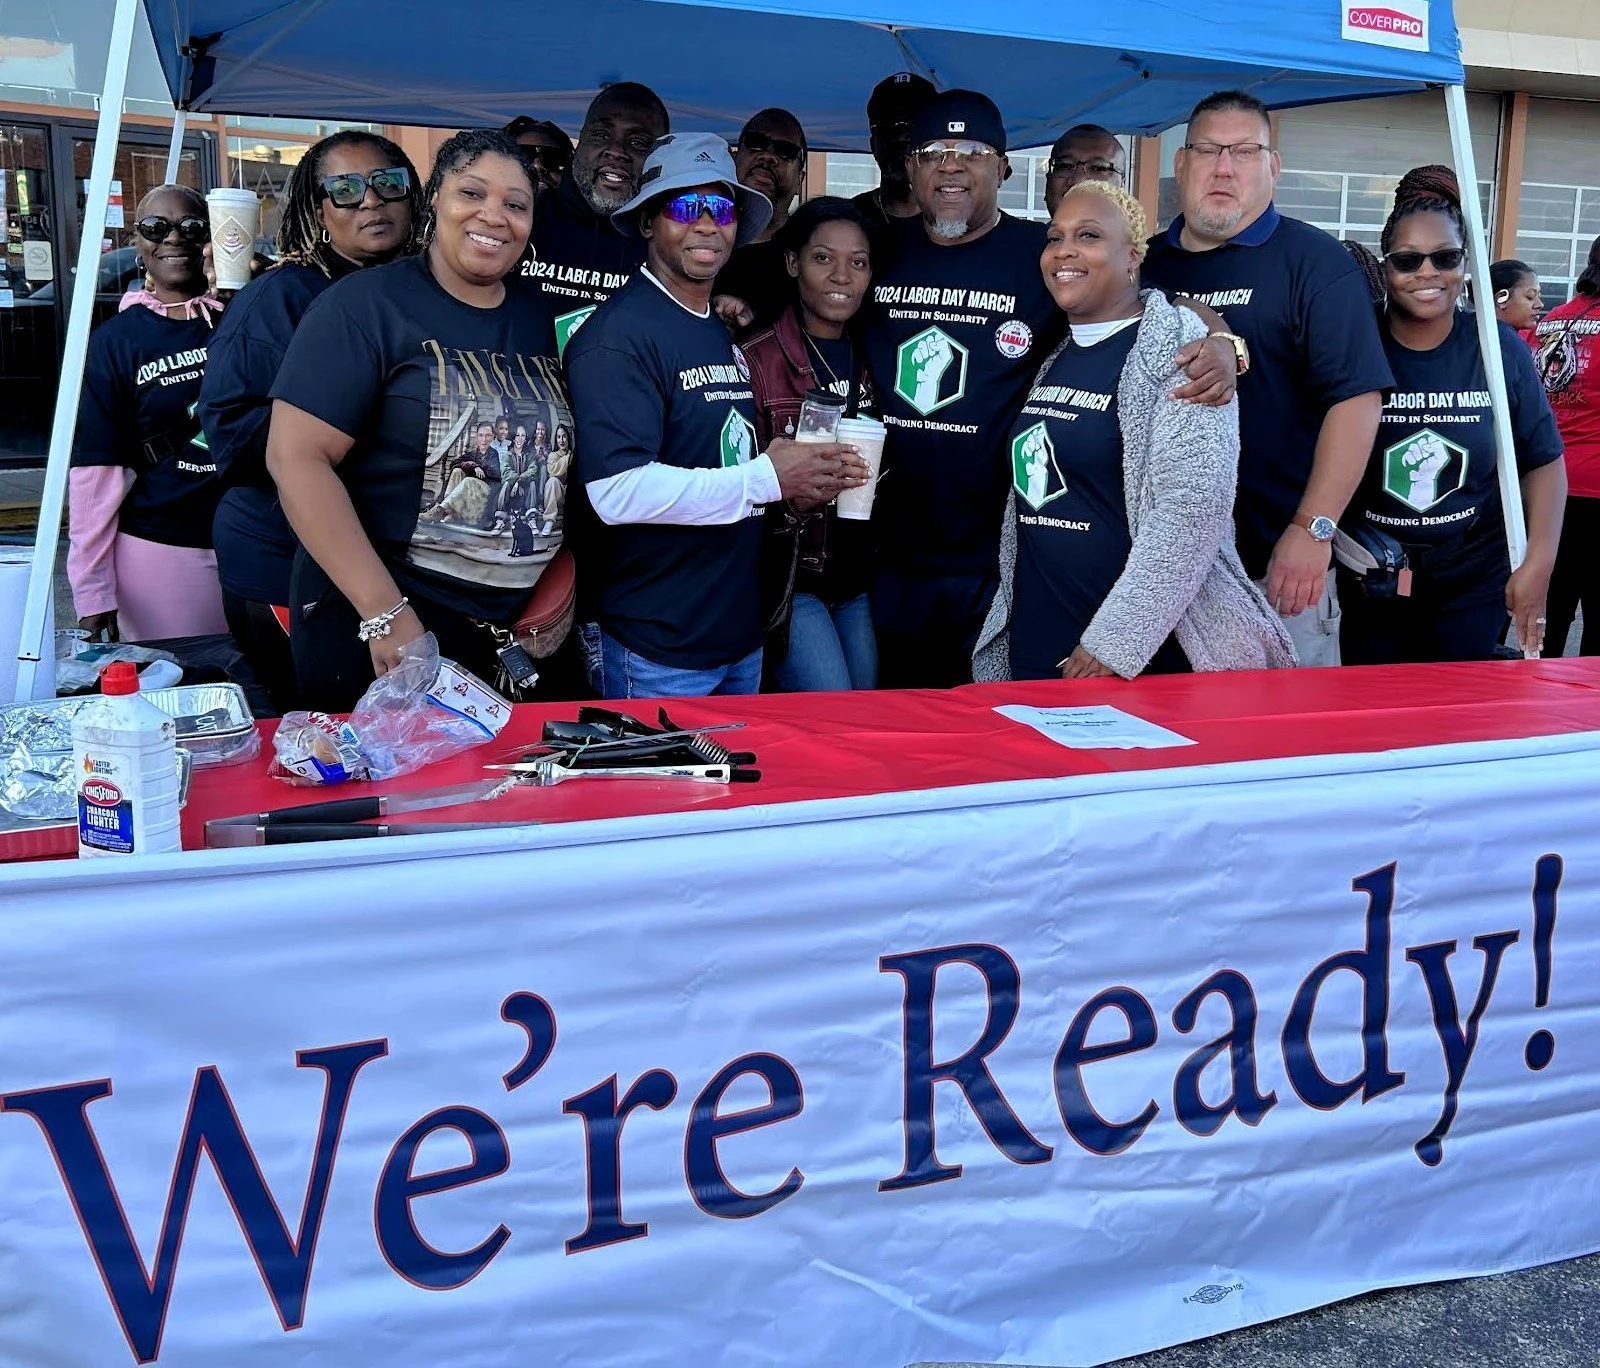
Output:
[975, 180, 1294, 679]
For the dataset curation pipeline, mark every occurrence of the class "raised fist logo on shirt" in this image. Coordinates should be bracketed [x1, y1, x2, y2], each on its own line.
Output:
[1381, 426, 1467, 513]
[893, 326, 970, 416]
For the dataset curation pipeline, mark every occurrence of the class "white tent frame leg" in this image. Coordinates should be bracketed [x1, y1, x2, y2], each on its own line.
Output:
[1443, 82, 1529, 575]
[13, 0, 141, 701]
[164, 109, 189, 182]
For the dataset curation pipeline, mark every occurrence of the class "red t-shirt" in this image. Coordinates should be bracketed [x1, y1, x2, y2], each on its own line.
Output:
[1533, 294, 1600, 498]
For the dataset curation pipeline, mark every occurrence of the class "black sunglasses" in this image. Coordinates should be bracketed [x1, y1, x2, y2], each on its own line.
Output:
[318, 167, 412, 209]
[739, 130, 805, 163]
[526, 146, 571, 171]
[134, 215, 209, 246]
[1384, 247, 1467, 274]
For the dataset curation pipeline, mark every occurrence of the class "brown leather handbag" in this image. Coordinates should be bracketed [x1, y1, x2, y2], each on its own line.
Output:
[513, 546, 576, 658]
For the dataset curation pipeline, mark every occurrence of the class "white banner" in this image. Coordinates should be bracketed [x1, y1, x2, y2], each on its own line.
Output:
[2, 734, 1599, 1368]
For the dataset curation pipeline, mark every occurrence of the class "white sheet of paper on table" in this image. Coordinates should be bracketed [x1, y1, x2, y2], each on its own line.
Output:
[995, 703, 1196, 750]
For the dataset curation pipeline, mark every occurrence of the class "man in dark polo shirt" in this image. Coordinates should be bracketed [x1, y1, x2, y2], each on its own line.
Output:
[1142, 89, 1392, 666]
[524, 82, 670, 358]
[852, 71, 936, 226]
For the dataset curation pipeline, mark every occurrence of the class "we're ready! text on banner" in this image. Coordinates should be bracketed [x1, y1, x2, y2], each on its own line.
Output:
[0, 735, 1597, 1367]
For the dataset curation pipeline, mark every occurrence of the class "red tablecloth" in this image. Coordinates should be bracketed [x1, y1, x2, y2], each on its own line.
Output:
[10, 659, 1600, 860]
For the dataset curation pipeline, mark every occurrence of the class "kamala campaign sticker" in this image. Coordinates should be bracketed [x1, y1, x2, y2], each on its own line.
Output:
[554, 304, 597, 360]
[995, 319, 1034, 359]
[894, 325, 968, 416]
[731, 343, 751, 383]
[1383, 427, 1467, 512]
[1342, 0, 1428, 51]
[1011, 422, 1067, 510]
[719, 409, 757, 468]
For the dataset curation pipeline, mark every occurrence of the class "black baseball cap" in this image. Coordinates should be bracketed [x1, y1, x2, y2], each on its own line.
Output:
[503, 116, 574, 152]
[867, 71, 937, 126]
[909, 89, 1007, 156]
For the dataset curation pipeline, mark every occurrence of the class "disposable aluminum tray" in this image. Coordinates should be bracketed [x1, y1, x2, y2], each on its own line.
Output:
[0, 684, 255, 834]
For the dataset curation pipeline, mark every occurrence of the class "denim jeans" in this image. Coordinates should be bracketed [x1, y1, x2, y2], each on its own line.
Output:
[578, 623, 763, 698]
[774, 592, 878, 692]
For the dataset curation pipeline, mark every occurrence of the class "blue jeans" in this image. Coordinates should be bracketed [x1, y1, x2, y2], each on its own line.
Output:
[775, 592, 878, 692]
[579, 623, 763, 698]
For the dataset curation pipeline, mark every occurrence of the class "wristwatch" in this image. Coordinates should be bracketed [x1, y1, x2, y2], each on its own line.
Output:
[1209, 331, 1251, 375]
[1292, 513, 1337, 542]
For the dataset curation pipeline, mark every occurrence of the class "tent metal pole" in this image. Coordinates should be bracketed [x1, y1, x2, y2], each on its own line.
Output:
[1444, 82, 1528, 574]
[164, 108, 188, 181]
[13, 0, 141, 701]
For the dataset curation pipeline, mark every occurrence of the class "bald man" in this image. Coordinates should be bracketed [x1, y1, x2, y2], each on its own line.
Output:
[1043, 124, 1126, 217]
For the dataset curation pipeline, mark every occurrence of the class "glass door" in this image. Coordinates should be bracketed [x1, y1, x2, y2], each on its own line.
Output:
[59, 129, 209, 329]
[0, 123, 59, 463]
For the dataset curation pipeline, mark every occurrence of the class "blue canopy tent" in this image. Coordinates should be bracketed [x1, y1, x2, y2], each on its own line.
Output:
[17, 0, 1500, 699]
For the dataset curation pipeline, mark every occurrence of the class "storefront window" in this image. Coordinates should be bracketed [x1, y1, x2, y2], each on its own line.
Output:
[0, 0, 176, 114]
[1518, 99, 1600, 308]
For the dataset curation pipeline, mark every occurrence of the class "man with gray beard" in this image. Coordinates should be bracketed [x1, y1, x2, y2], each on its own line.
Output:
[1141, 90, 1391, 666]
[523, 82, 670, 359]
[859, 90, 1066, 688]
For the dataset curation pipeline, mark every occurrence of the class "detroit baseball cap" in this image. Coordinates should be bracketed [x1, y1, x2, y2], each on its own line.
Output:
[867, 71, 937, 125]
[909, 89, 1007, 156]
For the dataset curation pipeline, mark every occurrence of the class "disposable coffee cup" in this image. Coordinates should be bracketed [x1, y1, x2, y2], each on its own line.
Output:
[206, 188, 260, 290]
[834, 417, 886, 521]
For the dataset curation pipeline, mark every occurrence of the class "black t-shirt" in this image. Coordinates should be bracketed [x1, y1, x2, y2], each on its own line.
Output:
[1349, 311, 1562, 550]
[803, 331, 875, 603]
[270, 253, 567, 623]
[72, 307, 220, 549]
[201, 255, 356, 603]
[566, 271, 766, 669]
[1007, 326, 1140, 678]
[1141, 206, 1393, 578]
[861, 213, 1067, 576]
[522, 172, 645, 362]
[714, 239, 793, 336]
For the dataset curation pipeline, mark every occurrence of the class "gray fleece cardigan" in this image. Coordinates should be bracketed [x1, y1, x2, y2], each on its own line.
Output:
[974, 290, 1296, 680]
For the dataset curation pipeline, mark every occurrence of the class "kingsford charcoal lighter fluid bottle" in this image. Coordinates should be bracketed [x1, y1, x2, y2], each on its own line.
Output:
[72, 661, 182, 857]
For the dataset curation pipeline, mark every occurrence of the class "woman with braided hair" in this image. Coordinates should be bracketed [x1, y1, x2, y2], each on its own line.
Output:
[199, 131, 421, 711]
[1337, 164, 1567, 664]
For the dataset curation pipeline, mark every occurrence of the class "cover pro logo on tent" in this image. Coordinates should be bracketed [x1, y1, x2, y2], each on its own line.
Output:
[1342, 0, 1429, 51]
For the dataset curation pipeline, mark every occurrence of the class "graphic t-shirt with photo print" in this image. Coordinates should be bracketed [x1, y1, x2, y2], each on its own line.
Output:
[566, 270, 766, 669]
[860, 213, 1065, 576]
[1348, 312, 1561, 551]
[271, 253, 568, 623]
[73, 307, 219, 548]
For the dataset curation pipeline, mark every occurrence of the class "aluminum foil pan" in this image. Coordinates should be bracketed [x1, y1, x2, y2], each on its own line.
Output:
[0, 685, 251, 823]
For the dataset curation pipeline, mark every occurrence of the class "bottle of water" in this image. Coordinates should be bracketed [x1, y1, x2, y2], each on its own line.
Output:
[72, 661, 182, 857]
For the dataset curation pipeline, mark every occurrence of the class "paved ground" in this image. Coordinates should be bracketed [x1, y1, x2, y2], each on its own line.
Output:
[915, 1252, 1600, 1366]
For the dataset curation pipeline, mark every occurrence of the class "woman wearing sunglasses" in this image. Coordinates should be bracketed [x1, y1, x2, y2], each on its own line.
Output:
[267, 129, 570, 711]
[68, 184, 228, 645]
[200, 131, 421, 711]
[1338, 166, 1565, 664]
[741, 196, 881, 691]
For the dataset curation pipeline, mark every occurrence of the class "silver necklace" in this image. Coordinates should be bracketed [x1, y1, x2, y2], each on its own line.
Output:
[804, 330, 851, 392]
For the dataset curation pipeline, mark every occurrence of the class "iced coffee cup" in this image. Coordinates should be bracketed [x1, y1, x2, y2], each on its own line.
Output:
[834, 416, 886, 520]
[206, 188, 260, 291]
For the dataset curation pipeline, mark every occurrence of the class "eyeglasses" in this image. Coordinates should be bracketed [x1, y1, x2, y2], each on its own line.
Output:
[318, 167, 412, 208]
[1383, 247, 1467, 274]
[1182, 141, 1269, 164]
[1049, 158, 1123, 181]
[739, 130, 804, 163]
[912, 141, 999, 167]
[134, 215, 210, 246]
[662, 192, 737, 227]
